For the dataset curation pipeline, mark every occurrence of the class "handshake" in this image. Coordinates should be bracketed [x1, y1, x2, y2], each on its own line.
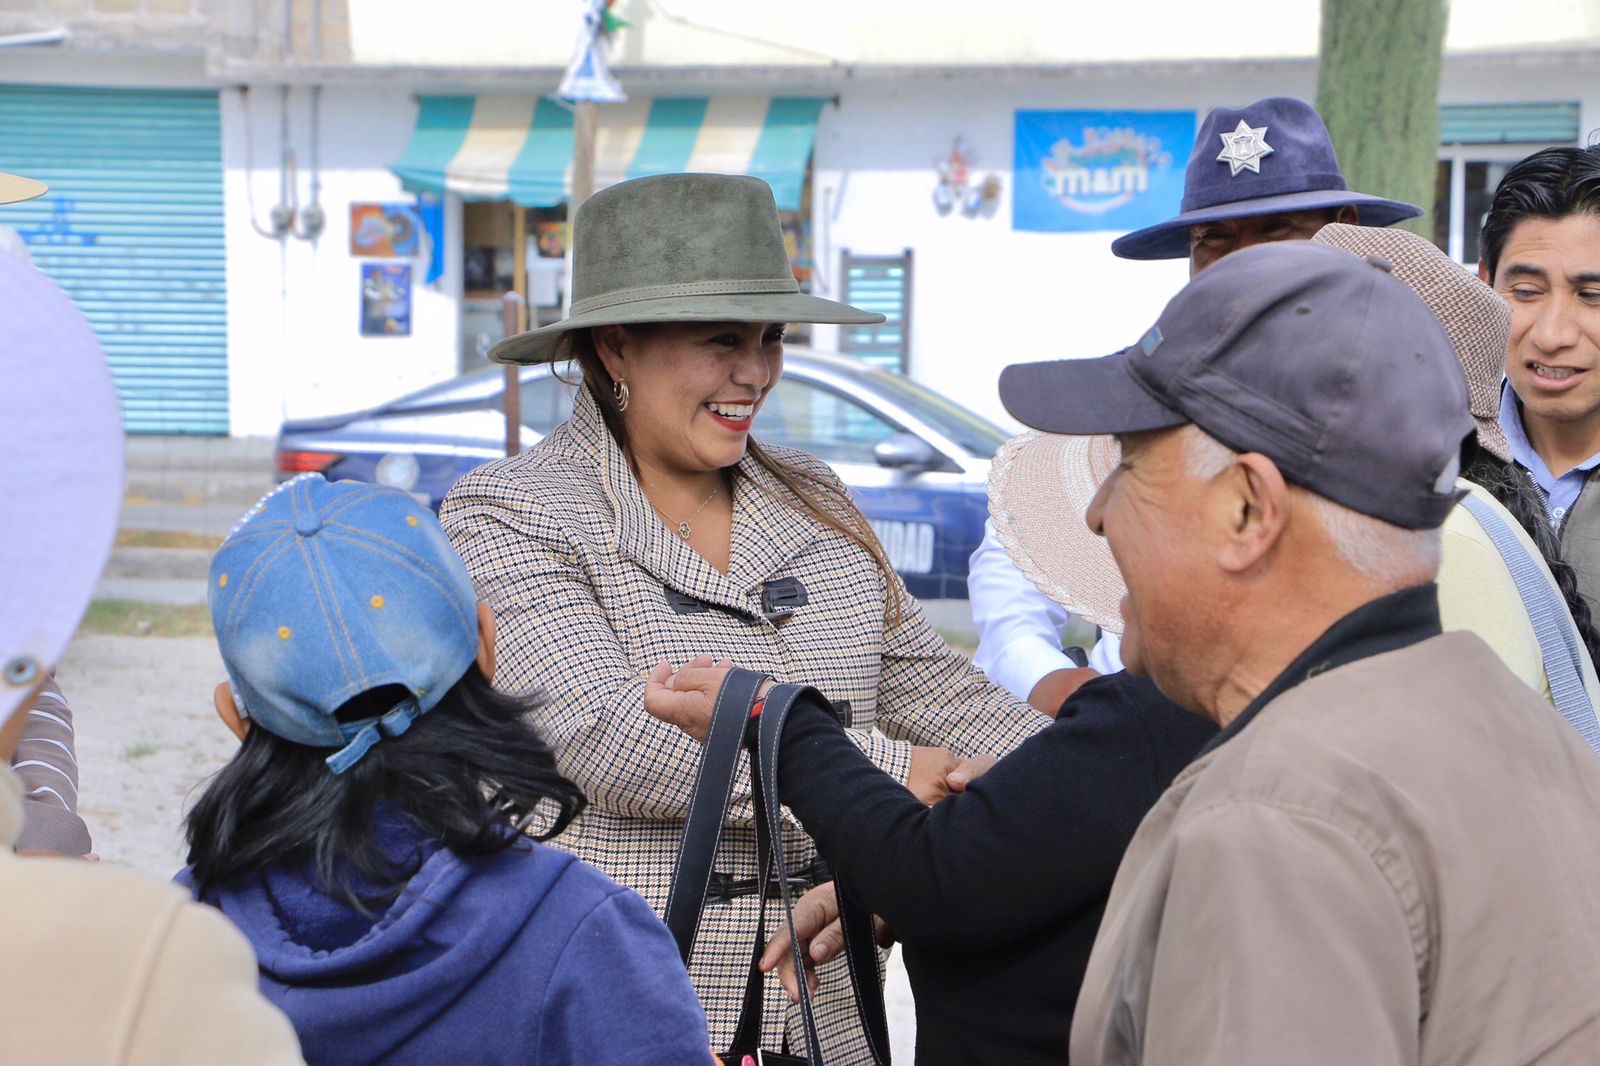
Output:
[644, 656, 998, 806]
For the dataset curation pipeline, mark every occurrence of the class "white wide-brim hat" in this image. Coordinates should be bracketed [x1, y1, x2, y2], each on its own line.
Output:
[0, 254, 124, 726]
[988, 430, 1127, 633]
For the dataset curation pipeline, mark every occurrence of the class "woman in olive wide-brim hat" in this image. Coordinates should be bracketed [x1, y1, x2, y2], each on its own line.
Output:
[440, 173, 1046, 1058]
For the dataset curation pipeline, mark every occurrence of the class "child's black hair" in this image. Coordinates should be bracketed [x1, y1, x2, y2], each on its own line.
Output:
[184, 664, 585, 912]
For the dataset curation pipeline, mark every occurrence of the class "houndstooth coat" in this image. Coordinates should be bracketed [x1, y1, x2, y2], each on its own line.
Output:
[441, 385, 1046, 1058]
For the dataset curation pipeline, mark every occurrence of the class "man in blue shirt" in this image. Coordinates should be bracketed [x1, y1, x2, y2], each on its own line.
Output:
[1481, 145, 1600, 608]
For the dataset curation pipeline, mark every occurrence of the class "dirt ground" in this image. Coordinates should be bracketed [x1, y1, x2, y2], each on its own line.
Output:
[57, 630, 919, 1059]
[61, 634, 234, 875]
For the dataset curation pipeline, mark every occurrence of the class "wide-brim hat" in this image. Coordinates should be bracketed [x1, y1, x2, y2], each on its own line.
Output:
[1111, 97, 1422, 260]
[492, 173, 884, 364]
[989, 431, 1126, 633]
[0, 171, 45, 206]
[0, 255, 124, 728]
[1312, 222, 1511, 464]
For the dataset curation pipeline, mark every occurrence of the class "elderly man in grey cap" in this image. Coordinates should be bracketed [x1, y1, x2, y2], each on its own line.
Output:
[970, 96, 1423, 714]
[999, 241, 1600, 1064]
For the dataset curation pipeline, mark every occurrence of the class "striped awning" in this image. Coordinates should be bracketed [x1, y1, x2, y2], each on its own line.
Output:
[390, 95, 825, 211]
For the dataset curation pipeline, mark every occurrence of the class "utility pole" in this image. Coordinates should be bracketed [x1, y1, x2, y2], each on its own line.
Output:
[504, 0, 624, 455]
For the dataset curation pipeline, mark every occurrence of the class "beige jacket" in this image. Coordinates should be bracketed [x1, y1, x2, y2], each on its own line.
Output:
[1073, 632, 1600, 1065]
[1440, 481, 1600, 709]
[0, 766, 303, 1065]
[442, 386, 1045, 1057]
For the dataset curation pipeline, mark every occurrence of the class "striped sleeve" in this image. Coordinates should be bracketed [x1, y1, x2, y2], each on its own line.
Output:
[12, 676, 93, 855]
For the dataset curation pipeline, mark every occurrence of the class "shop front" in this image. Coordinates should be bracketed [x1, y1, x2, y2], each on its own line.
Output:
[388, 94, 828, 373]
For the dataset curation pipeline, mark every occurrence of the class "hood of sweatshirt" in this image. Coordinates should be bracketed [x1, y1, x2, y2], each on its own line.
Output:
[183, 814, 573, 1062]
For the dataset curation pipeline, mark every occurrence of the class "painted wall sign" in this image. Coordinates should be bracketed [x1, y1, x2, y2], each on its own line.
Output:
[1013, 110, 1195, 233]
[360, 263, 413, 336]
[350, 202, 421, 257]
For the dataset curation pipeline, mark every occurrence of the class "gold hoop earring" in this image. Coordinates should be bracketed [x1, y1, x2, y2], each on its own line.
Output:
[612, 378, 630, 412]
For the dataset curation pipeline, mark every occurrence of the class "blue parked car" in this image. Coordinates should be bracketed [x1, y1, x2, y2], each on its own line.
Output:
[275, 348, 1008, 599]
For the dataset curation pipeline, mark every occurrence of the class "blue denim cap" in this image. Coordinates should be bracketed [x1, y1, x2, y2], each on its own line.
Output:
[208, 474, 478, 773]
[1110, 97, 1423, 260]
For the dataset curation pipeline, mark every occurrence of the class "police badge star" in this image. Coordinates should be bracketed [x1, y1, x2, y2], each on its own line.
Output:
[1216, 120, 1274, 176]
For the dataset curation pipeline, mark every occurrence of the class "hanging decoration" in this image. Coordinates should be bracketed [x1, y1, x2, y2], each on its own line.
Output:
[601, 0, 629, 36]
[933, 137, 1002, 218]
[557, 0, 627, 105]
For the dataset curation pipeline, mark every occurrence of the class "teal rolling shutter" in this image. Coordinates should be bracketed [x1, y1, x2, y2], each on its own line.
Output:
[0, 85, 227, 434]
[840, 249, 913, 374]
[1439, 103, 1581, 145]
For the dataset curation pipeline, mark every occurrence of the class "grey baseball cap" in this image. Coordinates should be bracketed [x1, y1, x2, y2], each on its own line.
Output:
[999, 241, 1474, 530]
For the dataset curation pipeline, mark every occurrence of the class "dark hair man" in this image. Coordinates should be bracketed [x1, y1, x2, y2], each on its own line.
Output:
[1479, 145, 1600, 612]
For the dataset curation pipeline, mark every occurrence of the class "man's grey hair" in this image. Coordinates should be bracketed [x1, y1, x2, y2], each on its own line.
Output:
[1182, 426, 1442, 583]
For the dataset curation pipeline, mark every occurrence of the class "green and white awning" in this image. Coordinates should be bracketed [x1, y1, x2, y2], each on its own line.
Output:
[391, 95, 825, 211]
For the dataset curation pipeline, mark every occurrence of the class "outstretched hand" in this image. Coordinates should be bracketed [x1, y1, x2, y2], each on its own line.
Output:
[643, 656, 735, 741]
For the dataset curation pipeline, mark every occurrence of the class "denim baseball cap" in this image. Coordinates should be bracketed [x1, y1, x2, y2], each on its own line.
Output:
[1110, 97, 1422, 260]
[999, 241, 1474, 530]
[209, 474, 478, 773]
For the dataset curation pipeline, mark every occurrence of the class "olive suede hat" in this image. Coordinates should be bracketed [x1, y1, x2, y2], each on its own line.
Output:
[490, 172, 884, 364]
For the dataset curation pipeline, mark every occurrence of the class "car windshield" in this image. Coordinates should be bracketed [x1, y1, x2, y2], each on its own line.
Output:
[384, 365, 506, 411]
[851, 367, 1009, 459]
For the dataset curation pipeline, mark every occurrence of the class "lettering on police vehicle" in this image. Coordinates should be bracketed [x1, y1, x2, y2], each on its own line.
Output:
[871, 519, 935, 576]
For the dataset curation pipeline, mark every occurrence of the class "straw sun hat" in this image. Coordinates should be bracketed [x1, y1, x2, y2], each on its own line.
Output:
[489, 172, 884, 365]
[991, 223, 1505, 632]
[0, 169, 46, 206]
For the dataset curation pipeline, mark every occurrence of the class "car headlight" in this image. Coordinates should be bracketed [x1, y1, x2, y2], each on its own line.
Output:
[375, 452, 421, 491]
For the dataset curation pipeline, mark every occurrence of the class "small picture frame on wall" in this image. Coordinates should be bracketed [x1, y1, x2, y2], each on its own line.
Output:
[360, 263, 412, 337]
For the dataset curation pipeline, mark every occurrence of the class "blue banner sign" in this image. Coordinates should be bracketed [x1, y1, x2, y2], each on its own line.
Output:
[1013, 110, 1195, 233]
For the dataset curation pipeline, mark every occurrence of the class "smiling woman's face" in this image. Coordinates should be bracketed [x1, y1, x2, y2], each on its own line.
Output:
[595, 321, 785, 476]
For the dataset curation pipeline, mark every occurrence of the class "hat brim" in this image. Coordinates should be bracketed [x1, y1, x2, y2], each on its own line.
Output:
[999, 350, 1189, 436]
[0, 172, 47, 206]
[0, 257, 123, 728]
[1110, 190, 1424, 260]
[989, 432, 1126, 633]
[491, 291, 886, 364]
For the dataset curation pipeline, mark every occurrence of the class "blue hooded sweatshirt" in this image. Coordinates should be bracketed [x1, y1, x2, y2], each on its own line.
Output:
[181, 818, 710, 1065]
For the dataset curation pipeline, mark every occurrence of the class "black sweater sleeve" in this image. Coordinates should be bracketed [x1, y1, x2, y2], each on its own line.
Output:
[776, 672, 1218, 953]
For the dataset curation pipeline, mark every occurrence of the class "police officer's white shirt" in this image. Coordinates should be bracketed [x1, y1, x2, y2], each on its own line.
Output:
[968, 519, 1123, 700]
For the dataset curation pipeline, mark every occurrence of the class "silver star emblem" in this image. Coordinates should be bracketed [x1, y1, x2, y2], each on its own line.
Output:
[1216, 120, 1274, 176]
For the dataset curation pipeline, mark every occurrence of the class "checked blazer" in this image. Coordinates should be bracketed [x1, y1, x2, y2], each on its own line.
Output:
[441, 385, 1046, 1059]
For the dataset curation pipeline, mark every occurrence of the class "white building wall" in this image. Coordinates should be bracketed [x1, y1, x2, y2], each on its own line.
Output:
[220, 85, 460, 436]
[810, 68, 1310, 426]
[812, 56, 1600, 427]
[343, 0, 1600, 70]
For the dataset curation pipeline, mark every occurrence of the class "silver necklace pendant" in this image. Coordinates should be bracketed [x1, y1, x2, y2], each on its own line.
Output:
[677, 521, 692, 539]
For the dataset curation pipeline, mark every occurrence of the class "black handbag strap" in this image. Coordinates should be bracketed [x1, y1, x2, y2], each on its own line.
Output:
[664, 666, 765, 962]
[664, 670, 890, 1065]
[757, 683, 891, 1066]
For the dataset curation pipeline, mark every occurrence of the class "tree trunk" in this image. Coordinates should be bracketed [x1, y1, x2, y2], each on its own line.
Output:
[1316, 0, 1449, 237]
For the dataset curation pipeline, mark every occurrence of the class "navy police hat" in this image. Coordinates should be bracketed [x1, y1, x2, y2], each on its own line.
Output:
[1110, 97, 1423, 260]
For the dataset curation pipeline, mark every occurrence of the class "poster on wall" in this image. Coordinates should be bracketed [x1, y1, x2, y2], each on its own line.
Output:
[360, 263, 413, 336]
[1013, 110, 1195, 233]
[350, 203, 421, 257]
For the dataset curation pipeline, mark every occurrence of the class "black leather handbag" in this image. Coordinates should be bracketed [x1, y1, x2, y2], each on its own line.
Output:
[663, 668, 891, 1066]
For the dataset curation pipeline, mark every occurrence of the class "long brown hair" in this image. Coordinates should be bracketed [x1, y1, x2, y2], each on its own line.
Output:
[562, 327, 903, 627]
